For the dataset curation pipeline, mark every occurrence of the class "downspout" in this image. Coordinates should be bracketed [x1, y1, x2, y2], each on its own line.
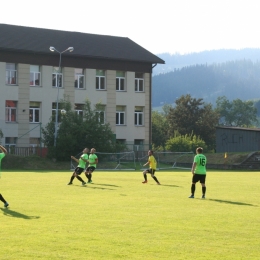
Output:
[149, 63, 157, 149]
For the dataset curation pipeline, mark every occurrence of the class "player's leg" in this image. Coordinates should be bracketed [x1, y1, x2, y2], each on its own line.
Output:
[200, 175, 206, 198]
[87, 167, 95, 183]
[142, 169, 148, 183]
[68, 170, 77, 185]
[189, 174, 198, 198]
[0, 193, 9, 207]
[151, 170, 160, 185]
[73, 168, 86, 185]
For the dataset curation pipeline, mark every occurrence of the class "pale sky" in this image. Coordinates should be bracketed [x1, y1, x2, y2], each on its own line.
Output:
[1, 0, 259, 55]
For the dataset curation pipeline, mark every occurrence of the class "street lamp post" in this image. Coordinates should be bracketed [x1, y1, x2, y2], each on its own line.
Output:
[49, 46, 74, 147]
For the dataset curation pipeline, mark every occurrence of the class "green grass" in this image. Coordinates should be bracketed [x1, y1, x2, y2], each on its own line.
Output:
[1, 170, 259, 259]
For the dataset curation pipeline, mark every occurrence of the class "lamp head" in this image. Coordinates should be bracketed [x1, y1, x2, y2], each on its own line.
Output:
[49, 46, 55, 52]
[68, 47, 74, 52]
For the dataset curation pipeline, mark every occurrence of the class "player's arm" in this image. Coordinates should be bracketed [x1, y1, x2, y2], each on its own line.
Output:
[95, 157, 98, 164]
[143, 159, 150, 167]
[0, 145, 7, 154]
[191, 162, 196, 174]
[71, 156, 79, 163]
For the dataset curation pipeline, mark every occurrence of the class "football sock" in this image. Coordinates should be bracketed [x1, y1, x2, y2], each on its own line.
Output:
[143, 174, 147, 181]
[0, 194, 7, 203]
[88, 173, 92, 181]
[76, 176, 84, 182]
[191, 184, 195, 195]
[202, 186, 206, 195]
[70, 176, 75, 183]
[152, 176, 159, 183]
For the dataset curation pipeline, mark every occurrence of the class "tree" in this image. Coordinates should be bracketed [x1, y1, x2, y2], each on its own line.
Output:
[167, 94, 219, 150]
[42, 99, 118, 161]
[216, 96, 258, 127]
[151, 104, 173, 149]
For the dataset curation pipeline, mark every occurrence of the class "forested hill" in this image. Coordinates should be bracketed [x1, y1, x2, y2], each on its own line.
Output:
[152, 59, 260, 107]
[153, 48, 260, 75]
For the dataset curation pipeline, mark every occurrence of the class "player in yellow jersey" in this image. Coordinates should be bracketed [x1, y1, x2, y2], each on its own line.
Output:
[142, 150, 160, 185]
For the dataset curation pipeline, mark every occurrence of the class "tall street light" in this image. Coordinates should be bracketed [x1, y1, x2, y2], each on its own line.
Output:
[49, 46, 74, 147]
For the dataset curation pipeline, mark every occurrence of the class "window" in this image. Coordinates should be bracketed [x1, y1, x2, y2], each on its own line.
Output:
[52, 102, 64, 122]
[75, 68, 84, 89]
[52, 67, 62, 88]
[30, 65, 41, 86]
[75, 104, 84, 116]
[96, 70, 106, 90]
[29, 102, 40, 123]
[6, 63, 17, 85]
[5, 137, 17, 153]
[116, 106, 125, 125]
[135, 107, 144, 126]
[95, 105, 106, 124]
[5, 100, 17, 122]
[135, 73, 144, 92]
[116, 71, 125, 91]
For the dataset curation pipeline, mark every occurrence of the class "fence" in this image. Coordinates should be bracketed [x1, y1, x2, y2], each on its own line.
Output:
[6, 147, 47, 157]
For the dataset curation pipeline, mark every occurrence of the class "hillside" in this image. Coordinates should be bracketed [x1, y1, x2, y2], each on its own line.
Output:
[152, 59, 260, 108]
[153, 48, 260, 75]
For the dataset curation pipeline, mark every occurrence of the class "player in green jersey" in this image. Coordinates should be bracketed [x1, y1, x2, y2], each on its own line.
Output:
[68, 148, 89, 185]
[189, 147, 207, 199]
[0, 145, 9, 207]
[85, 148, 98, 183]
[142, 150, 160, 185]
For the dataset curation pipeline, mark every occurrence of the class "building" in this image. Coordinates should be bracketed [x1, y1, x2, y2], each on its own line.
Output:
[0, 24, 164, 151]
[216, 126, 260, 152]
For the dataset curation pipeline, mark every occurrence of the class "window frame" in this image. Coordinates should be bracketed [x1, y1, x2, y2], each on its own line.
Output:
[74, 68, 84, 89]
[52, 67, 63, 88]
[116, 71, 125, 91]
[29, 102, 40, 123]
[116, 111, 125, 125]
[135, 111, 144, 126]
[5, 100, 17, 122]
[6, 63, 17, 85]
[30, 65, 41, 87]
[96, 70, 106, 90]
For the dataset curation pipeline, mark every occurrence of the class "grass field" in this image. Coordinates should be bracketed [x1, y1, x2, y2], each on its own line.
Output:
[1, 170, 259, 260]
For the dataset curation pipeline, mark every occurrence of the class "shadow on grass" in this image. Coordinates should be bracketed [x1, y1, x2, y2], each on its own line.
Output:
[209, 199, 257, 207]
[159, 184, 180, 187]
[1, 208, 40, 219]
[92, 183, 121, 188]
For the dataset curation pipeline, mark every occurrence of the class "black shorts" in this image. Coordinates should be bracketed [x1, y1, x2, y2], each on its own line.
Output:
[75, 167, 84, 175]
[146, 168, 156, 175]
[192, 174, 206, 184]
[85, 166, 96, 173]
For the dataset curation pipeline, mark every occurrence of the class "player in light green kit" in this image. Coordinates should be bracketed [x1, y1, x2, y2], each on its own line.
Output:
[189, 147, 207, 199]
[68, 148, 89, 185]
[0, 145, 9, 207]
[85, 148, 98, 183]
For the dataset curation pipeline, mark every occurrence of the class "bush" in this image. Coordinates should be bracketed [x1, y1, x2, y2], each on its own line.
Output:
[165, 132, 207, 152]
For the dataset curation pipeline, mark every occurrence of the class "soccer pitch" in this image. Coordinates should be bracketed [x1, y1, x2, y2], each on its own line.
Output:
[1, 170, 259, 260]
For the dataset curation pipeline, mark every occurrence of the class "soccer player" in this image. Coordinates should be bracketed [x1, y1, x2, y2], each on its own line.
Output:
[189, 147, 207, 199]
[85, 148, 98, 183]
[142, 150, 160, 185]
[68, 148, 89, 185]
[0, 145, 9, 207]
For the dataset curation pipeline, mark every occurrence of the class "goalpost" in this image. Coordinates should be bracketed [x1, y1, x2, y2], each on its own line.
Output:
[138, 151, 194, 170]
[71, 151, 136, 171]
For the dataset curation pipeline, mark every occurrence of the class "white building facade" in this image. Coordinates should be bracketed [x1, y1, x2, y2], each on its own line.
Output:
[0, 24, 164, 150]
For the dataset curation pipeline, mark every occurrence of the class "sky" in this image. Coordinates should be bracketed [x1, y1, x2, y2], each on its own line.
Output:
[1, 0, 259, 55]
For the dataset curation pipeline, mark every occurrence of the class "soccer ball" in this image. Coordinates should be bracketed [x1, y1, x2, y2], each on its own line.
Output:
[61, 109, 66, 115]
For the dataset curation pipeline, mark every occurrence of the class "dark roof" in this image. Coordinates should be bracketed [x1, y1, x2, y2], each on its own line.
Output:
[216, 126, 260, 132]
[0, 24, 164, 64]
